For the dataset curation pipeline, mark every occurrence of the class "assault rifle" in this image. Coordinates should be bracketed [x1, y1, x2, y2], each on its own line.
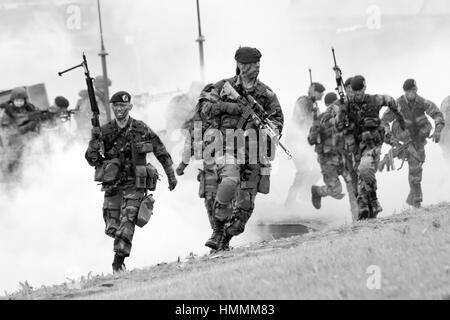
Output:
[331, 47, 346, 104]
[378, 138, 413, 172]
[222, 81, 293, 159]
[58, 53, 100, 131]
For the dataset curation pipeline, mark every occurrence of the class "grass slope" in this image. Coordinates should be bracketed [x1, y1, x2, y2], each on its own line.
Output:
[4, 203, 450, 300]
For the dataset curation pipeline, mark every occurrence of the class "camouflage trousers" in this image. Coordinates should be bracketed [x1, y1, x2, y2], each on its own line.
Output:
[214, 155, 263, 237]
[103, 183, 146, 257]
[405, 143, 426, 207]
[198, 162, 219, 229]
[356, 146, 382, 220]
[315, 153, 359, 221]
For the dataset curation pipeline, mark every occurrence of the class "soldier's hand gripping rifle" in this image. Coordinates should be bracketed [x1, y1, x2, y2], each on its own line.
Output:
[332, 47, 346, 104]
[58, 53, 103, 152]
[222, 81, 293, 159]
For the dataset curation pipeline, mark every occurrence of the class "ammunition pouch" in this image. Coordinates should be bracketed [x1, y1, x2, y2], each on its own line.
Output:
[136, 194, 155, 228]
[362, 117, 380, 130]
[94, 158, 121, 183]
[257, 166, 271, 194]
[146, 163, 159, 191]
[197, 169, 206, 198]
[135, 165, 148, 189]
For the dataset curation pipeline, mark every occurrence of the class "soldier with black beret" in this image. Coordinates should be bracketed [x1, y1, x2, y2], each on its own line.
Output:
[381, 79, 445, 208]
[85, 90, 178, 273]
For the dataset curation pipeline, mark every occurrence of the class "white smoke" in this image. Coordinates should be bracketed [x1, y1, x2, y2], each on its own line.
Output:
[1, 0, 450, 293]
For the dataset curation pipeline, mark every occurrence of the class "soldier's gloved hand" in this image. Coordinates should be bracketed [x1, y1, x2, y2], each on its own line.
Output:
[432, 129, 441, 143]
[333, 66, 342, 78]
[167, 170, 178, 191]
[176, 162, 187, 176]
[384, 132, 393, 145]
[91, 126, 101, 138]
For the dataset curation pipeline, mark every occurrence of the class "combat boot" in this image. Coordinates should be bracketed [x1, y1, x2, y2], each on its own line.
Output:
[311, 186, 322, 209]
[205, 220, 225, 250]
[112, 253, 126, 274]
[219, 232, 233, 251]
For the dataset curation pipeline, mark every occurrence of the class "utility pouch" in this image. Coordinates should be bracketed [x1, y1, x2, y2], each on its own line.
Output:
[136, 141, 153, 154]
[145, 163, 159, 191]
[135, 165, 147, 189]
[197, 169, 206, 198]
[94, 158, 121, 183]
[258, 166, 271, 194]
[136, 195, 155, 228]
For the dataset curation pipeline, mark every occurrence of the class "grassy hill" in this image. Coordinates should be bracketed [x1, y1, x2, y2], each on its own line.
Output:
[4, 203, 450, 300]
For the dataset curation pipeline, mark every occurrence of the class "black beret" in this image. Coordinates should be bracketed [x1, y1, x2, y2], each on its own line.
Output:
[344, 77, 353, 87]
[54, 96, 69, 108]
[110, 91, 131, 103]
[312, 82, 326, 93]
[234, 47, 262, 64]
[324, 92, 338, 106]
[351, 75, 366, 91]
[403, 79, 417, 91]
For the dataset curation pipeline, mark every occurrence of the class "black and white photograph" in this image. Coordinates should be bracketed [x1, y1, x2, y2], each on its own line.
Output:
[0, 0, 449, 306]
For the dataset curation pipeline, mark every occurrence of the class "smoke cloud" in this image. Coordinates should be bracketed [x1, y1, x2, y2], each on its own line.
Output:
[1, 0, 449, 293]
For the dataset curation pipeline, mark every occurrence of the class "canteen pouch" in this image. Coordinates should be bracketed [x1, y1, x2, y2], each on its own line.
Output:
[197, 169, 206, 198]
[136, 194, 155, 228]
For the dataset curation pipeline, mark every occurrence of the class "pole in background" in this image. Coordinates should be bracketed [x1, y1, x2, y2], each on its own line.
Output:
[195, 0, 205, 82]
[97, 0, 111, 121]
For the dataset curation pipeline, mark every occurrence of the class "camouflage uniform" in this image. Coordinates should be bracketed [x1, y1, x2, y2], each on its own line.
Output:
[85, 117, 174, 258]
[201, 75, 283, 249]
[309, 103, 359, 220]
[382, 95, 445, 207]
[178, 84, 220, 229]
[285, 96, 321, 206]
[336, 94, 404, 219]
[441, 96, 450, 163]
[0, 99, 39, 173]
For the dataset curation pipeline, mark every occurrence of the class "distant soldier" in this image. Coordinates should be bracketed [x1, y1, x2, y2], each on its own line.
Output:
[200, 47, 284, 251]
[0, 87, 39, 173]
[47, 96, 72, 127]
[165, 81, 204, 137]
[85, 91, 178, 273]
[440, 96, 450, 165]
[285, 82, 325, 207]
[74, 76, 110, 138]
[335, 75, 406, 219]
[175, 83, 221, 236]
[381, 79, 445, 208]
[309, 92, 359, 220]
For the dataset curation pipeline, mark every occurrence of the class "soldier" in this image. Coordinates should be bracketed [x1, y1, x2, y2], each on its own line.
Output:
[200, 47, 284, 251]
[85, 91, 178, 273]
[335, 75, 406, 220]
[0, 87, 39, 173]
[285, 82, 325, 207]
[440, 96, 450, 165]
[381, 79, 445, 208]
[309, 92, 359, 220]
[165, 81, 204, 138]
[175, 84, 220, 236]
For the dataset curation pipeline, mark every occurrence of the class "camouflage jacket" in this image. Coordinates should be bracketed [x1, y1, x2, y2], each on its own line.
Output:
[308, 103, 343, 157]
[382, 95, 444, 142]
[200, 76, 284, 157]
[85, 117, 174, 180]
[0, 101, 40, 134]
[293, 95, 316, 129]
[336, 94, 404, 153]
